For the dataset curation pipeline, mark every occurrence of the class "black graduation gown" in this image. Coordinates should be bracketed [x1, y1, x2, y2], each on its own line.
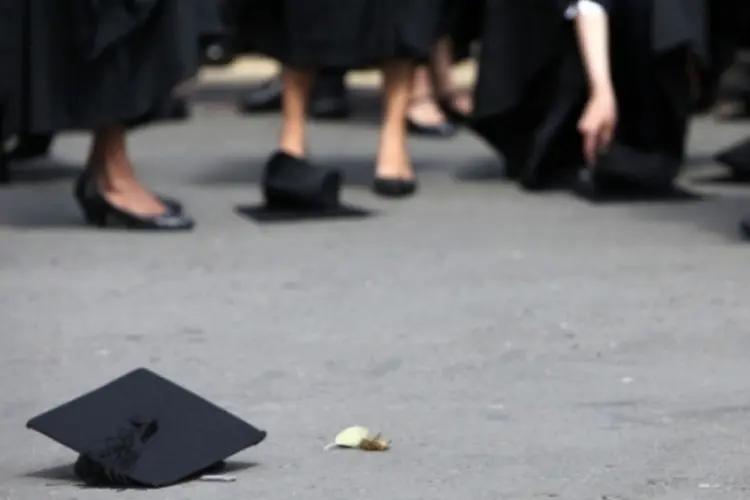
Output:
[471, 0, 707, 195]
[709, 2, 750, 178]
[2, 0, 222, 137]
[0, 1, 24, 141]
[239, 0, 444, 70]
[698, 0, 747, 108]
[439, 0, 483, 62]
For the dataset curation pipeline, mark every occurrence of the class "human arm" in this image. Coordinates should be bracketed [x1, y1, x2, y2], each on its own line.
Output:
[564, 1, 617, 165]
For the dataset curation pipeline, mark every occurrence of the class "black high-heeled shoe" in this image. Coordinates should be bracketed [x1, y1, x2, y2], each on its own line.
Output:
[74, 170, 183, 218]
[73, 172, 194, 230]
[372, 177, 418, 198]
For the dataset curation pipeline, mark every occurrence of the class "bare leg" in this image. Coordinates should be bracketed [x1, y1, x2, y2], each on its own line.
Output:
[407, 65, 447, 126]
[430, 36, 473, 115]
[88, 125, 166, 217]
[279, 66, 316, 157]
[377, 59, 415, 180]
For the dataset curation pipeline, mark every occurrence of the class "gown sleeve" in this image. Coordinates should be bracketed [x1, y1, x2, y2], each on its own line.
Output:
[561, 0, 612, 18]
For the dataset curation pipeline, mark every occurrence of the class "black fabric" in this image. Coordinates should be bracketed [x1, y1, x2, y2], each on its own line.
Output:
[26, 368, 267, 489]
[471, 0, 706, 190]
[715, 137, 750, 175]
[439, 0, 483, 62]
[700, 0, 749, 105]
[593, 142, 682, 189]
[70, 0, 160, 61]
[2, 0, 220, 137]
[239, 0, 443, 69]
[0, 1, 25, 140]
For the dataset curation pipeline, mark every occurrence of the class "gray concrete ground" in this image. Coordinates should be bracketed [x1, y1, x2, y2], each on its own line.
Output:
[2, 82, 750, 500]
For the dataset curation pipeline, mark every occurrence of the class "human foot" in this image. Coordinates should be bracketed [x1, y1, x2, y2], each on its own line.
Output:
[407, 96, 456, 138]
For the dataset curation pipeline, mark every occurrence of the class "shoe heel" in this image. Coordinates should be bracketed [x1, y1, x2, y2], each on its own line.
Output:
[79, 200, 108, 227]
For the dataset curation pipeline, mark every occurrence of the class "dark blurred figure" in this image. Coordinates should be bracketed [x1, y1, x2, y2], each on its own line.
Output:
[470, 0, 706, 199]
[6, 134, 54, 162]
[235, 0, 446, 201]
[4, 97, 191, 167]
[710, 2, 750, 188]
[218, 0, 350, 120]
[226, 0, 476, 136]
[0, 0, 220, 230]
[700, 0, 750, 117]
[405, 0, 481, 138]
[237, 70, 351, 120]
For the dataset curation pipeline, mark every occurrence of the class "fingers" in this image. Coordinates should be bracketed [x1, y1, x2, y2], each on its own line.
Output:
[599, 121, 614, 151]
[579, 117, 615, 167]
[582, 129, 598, 166]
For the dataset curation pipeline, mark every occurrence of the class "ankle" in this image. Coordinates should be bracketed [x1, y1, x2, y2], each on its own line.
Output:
[98, 174, 141, 194]
[278, 138, 306, 158]
[377, 146, 411, 168]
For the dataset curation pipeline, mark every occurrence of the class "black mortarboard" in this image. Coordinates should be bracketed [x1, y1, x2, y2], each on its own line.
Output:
[26, 368, 267, 489]
[237, 151, 373, 223]
[573, 142, 688, 201]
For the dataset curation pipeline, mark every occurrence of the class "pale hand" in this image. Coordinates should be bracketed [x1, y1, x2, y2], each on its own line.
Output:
[578, 89, 617, 166]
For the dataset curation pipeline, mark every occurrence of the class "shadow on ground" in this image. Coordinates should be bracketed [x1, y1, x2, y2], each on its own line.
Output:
[191, 154, 456, 189]
[1, 158, 82, 185]
[22, 460, 259, 490]
[621, 175, 750, 241]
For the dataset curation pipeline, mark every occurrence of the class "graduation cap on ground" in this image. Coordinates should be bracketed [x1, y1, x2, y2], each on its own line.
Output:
[714, 137, 750, 181]
[573, 142, 698, 202]
[26, 368, 267, 489]
[237, 151, 374, 223]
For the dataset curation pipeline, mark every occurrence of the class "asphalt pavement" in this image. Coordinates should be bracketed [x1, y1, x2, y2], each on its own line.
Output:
[2, 72, 750, 500]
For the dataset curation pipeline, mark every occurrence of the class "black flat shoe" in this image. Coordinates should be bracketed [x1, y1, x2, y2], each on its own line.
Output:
[83, 199, 195, 230]
[237, 77, 283, 114]
[77, 194, 195, 231]
[73, 172, 193, 230]
[372, 177, 418, 198]
[407, 118, 457, 138]
[74, 170, 183, 217]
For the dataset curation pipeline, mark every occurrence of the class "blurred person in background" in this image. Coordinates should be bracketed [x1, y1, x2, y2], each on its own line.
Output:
[222, 0, 352, 120]
[705, 0, 750, 119]
[237, 70, 352, 120]
[0, 0, 222, 230]
[237, 0, 446, 200]
[227, 0, 477, 140]
[407, 0, 480, 138]
[469, 0, 706, 200]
